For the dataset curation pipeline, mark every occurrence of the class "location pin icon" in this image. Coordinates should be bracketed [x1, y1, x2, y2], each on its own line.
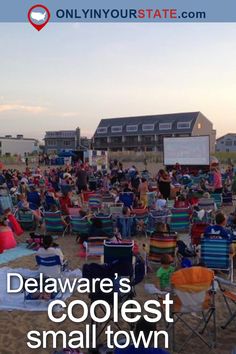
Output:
[28, 4, 51, 31]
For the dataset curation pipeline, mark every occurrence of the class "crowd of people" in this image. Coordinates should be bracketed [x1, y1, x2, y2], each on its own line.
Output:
[0, 158, 236, 353]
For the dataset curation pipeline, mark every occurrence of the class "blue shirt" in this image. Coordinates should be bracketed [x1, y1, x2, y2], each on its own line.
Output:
[204, 225, 232, 241]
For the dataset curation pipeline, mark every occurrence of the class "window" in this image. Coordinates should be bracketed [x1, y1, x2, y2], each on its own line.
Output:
[142, 124, 154, 131]
[111, 126, 122, 133]
[159, 123, 172, 130]
[177, 121, 192, 129]
[126, 125, 138, 132]
[221, 141, 224, 144]
[0, 141, 2, 147]
[197, 123, 202, 129]
[234, 141, 236, 146]
[63, 140, 71, 146]
[47, 140, 57, 146]
[225, 140, 232, 146]
[97, 127, 107, 134]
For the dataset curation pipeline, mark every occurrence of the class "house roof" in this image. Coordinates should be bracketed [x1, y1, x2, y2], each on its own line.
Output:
[94, 111, 200, 137]
[216, 133, 236, 141]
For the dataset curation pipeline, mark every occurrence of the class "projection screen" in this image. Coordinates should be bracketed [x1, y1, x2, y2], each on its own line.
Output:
[163, 136, 210, 166]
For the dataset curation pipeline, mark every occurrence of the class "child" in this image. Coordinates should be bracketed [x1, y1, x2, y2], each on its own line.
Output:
[156, 254, 175, 291]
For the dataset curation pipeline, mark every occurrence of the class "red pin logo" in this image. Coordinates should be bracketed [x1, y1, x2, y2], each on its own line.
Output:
[28, 4, 50, 31]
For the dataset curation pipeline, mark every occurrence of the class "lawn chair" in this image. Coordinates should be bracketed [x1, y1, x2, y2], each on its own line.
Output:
[169, 267, 216, 352]
[0, 194, 13, 213]
[35, 254, 64, 277]
[104, 240, 134, 267]
[210, 193, 223, 209]
[88, 195, 102, 211]
[85, 237, 108, 260]
[44, 211, 68, 236]
[70, 216, 90, 238]
[82, 191, 96, 203]
[170, 207, 191, 233]
[116, 215, 136, 239]
[200, 237, 234, 281]
[146, 191, 156, 208]
[148, 233, 177, 263]
[67, 207, 81, 217]
[215, 276, 236, 330]
[17, 209, 36, 231]
[133, 208, 149, 236]
[191, 222, 209, 246]
[119, 192, 134, 208]
[93, 213, 114, 238]
[109, 203, 123, 218]
[198, 197, 216, 212]
[146, 210, 171, 235]
[222, 191, 233, 206]
[82, 242, 141, 341]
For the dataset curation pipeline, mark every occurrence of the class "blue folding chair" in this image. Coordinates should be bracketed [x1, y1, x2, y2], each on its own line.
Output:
[201, 237, 233, 281]
[44, 211, 68, 236]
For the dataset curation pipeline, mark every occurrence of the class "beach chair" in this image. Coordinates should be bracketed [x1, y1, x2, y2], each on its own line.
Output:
[17, 209, 36, 231]
[35, 255, 63, 276]
[67, 207, 81, 217]
[104, 240, 134, 267]
[119, 192, 134, 208]
[200, 237, 234, 281]
[198, 197, 216, 212]
[70, 216, 90, 237]
[215, 277, 236, 330]
[191, 222, 209, 246]
[148, 233, 177, 263]
[85, 237, 108, 260]
[170, 207, 191, 233]
[82, 191, 96, 203]
[222, 191, 233, 206]
[116, 215, 136, 239]
[146, 191, 156, 208]
[0, 194, 13, 213]
[82, 241, 140, 341]
[146, 209, 171, 235]
[211, 193, 223, 209]
[93, 213, 114, 238]
[88, 195, 102, 211]
[109, 203, 123, 218]
[133, 208, 149, 235]
[44, 211, 68, 236]
[169, 267, 216, 352]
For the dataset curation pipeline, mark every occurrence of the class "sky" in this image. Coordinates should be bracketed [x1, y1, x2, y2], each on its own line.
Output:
[0, 23, 235, 142]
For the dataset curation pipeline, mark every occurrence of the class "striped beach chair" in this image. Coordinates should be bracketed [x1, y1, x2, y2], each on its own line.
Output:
[94, 213, 114, 238]
[85, 237, 108, 260]
[170, 207, 191, 232]
[70, 216, 90, 236]
[88, 195, 102, 211]
[201, 237, 233, 281]
[44, 211, 67, 236]
[149, 233, 177, 263]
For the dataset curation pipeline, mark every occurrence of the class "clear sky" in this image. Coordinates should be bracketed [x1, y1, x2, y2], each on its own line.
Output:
[0, 23, 235, 141]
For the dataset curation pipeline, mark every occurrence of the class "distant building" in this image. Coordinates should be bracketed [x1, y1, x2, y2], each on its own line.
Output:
[216, 133, 236, 152]
[0, 135, 39, 156]
[93, 111, 216, 153]
[44, 127, 88, 154]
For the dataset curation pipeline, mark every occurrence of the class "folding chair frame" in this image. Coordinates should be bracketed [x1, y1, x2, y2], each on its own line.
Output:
[216, 277, 236, 330]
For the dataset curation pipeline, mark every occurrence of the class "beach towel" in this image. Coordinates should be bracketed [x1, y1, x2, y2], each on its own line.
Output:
[0, 267, 82, 312]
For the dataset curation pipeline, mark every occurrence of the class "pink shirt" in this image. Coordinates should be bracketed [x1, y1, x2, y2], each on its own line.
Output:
[213, 171, 222, 189]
